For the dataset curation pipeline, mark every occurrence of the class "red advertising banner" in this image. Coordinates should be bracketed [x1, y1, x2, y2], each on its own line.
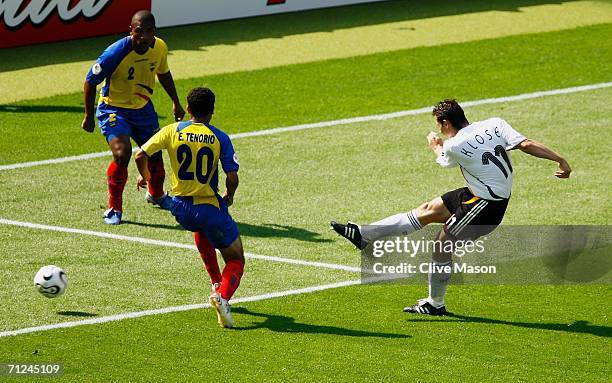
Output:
[0, 0, 152, 48]
[1, 0, 386, 48]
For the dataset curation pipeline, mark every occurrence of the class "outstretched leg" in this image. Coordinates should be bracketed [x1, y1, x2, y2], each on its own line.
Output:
[331, 197, 451, 248]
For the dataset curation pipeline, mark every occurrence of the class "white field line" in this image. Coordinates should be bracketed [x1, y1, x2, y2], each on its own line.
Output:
[1, 81, 610, 172]
[0, 279, 361, 338]
[0, 218, 362, 273]
[0, 273, 406, 338]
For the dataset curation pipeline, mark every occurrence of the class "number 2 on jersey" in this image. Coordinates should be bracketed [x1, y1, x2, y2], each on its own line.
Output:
[177, 144, 214, 184]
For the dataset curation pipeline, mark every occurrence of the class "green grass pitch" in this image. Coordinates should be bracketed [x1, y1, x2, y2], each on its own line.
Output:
[0, 1, 610, 382]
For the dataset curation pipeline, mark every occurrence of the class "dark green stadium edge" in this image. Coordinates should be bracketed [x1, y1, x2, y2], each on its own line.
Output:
[0, 23, 611, 165]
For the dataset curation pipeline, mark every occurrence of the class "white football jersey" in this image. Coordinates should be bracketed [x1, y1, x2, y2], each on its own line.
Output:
[436, 118, 526, 200]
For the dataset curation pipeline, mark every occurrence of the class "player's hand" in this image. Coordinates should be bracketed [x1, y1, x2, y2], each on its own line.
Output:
[223, 192, 234, 207]
[173, 103, 186, 122]
[81, 116, 95, 133]
[136, 175, 148, 190]
[555, 160, 571, 178]
[427, 131, 443, 148]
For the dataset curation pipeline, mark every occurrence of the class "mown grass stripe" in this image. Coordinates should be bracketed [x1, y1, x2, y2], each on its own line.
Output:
[0, 280, 362, 338]
[2, 24, 611, 165]
[1, 81, 610, 172]
[0, 218, 362, 273]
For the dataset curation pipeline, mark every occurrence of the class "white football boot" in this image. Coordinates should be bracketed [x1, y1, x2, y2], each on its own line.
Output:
[210, 292, 233, 328]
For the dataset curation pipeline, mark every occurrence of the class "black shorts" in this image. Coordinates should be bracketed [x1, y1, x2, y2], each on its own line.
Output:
[441, 187, 509, 240]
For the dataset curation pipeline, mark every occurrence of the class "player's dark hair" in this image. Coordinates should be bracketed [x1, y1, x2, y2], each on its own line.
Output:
[132, 10, 156, 27]
[432, 99, 469, 130]
[187, 87, 215, 118]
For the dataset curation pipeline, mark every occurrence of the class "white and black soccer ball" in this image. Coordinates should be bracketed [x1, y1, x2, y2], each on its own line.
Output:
[34, 265, 68, 298]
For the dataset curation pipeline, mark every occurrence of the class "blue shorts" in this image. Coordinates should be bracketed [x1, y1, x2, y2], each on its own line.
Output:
[169, 195, 239, 249]
[96, 102, 159, 145]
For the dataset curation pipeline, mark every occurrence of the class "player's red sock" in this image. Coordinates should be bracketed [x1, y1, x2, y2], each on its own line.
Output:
[194, 232, 222, 285]
[107, 161, 128, 211]
[147, 159, 165, 198]
[218, 259, 244, 301]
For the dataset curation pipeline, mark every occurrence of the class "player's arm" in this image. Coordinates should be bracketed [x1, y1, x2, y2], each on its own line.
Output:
[158, 71, 185, 122]
[82, 41, 125, 133]
[134, 126, 168, 189]
[216, 130, 241, 207]
[427, 131, 444, 157]
[224, 172, 239, 207]
[82, 80, 97, 133]
[428, 131, 457, 168]
[517, 139, 571, 178]
[134, 149, 151, 190]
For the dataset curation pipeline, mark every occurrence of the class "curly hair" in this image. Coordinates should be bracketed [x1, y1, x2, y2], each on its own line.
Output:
[432, 99, 468, 129]
[187, 87, 215, 118]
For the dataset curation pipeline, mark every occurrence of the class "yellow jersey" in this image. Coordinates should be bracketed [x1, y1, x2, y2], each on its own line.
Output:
[86, 36, 169, 109]
[141, 121, 240, 207]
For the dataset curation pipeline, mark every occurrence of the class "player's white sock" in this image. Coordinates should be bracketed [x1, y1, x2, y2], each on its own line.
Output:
[427, 260, 451, 308]
[360, 210, 423, 243]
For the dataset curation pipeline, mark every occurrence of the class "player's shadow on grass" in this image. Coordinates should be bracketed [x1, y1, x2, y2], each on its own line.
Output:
[57, 311, 98, 317]
[408, 314, 611, 338]
[237, 222, 332, 243]
[233, 307, 410, 339]
[121, 220, 184, 231]
[0, 105, 83, 113]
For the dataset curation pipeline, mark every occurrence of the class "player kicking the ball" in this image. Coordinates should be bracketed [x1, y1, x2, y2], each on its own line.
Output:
[135, 87, 244, 328]
[331, 99, 571, 315]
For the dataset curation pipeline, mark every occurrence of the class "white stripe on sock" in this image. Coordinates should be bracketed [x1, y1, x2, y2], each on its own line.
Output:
[407, 210, 422, 230]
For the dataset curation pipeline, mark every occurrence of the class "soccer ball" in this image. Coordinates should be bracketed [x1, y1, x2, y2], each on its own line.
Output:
[34, 265, 68, 298]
